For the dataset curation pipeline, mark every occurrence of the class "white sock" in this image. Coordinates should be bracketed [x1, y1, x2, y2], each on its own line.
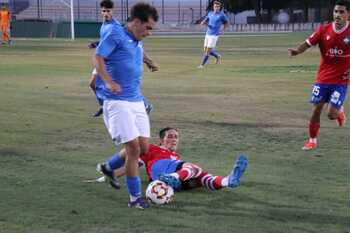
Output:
[170, 173, 179, 179]
[129, 195, 138, 202]
[309, 138, 317, 143]
[221, 177, 228, 187]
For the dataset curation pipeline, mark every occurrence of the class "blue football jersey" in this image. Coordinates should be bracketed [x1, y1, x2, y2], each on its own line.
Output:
[204, 11, 228, 36]
[96, 23, 144, 102]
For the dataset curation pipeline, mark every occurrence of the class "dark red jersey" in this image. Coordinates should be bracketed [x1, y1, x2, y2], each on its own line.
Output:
[140, 144, 182, 179]
[306, 22, 350, 85]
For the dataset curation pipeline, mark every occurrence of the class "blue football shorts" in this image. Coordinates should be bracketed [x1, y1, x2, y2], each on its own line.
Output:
[310, 84, 348, 109]
[150, 159, 185, 181]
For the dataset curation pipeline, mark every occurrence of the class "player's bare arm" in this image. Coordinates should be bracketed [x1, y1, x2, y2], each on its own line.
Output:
[200, 19, 208, 26]
[220, 22, 229, 34]
[89, 73, 97, 92]
[94, 54, 121, 93]
[143, 51, 159, 72]
[288, 41, 310, 57]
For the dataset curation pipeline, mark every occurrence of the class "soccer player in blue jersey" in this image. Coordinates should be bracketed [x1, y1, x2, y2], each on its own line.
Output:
[89, 0, 157, 117]
[198, 1, 229, 68]
[89, 44, 156, 117]
[94, 1, 158, 209]
[89, 0, 120, 117]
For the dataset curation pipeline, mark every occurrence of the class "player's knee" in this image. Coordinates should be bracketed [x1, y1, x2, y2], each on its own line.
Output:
[125, 141, 141, 158]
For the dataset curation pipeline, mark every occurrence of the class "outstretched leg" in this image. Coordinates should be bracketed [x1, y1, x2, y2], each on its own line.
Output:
[161, 155, 248, 191]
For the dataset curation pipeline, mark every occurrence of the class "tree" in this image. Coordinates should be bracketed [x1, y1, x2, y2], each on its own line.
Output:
[222, 0, 255, 14]
[222, 0, 292, 22]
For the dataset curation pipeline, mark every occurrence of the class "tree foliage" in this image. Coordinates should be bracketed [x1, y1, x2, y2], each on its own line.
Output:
[221, 0, 336, 22]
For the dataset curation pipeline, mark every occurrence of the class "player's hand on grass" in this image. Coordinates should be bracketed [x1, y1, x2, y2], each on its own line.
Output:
[342, 69, 350, 80]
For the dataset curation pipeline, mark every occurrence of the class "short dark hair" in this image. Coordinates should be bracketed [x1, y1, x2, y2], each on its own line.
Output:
[100, 0, 114, 9]
[159, 127, 178, 139]
[213, 0, 222, 6]
[335, 0, 350, 11]
[130, 2, 159, 23]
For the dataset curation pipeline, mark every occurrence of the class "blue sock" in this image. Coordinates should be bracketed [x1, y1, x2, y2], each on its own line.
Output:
[210, 50, 220, 59]
[201, 55, 209, 65]
[126, 176, 141, 199]
[106, 153, 125, 171]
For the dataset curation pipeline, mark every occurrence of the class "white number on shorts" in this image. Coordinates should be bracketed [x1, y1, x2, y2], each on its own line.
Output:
[312, 86, 320, 96]
[331, 91, 341, 104]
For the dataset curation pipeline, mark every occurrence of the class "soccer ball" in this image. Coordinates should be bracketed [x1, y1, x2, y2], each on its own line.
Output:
[145, 180, 174, 205]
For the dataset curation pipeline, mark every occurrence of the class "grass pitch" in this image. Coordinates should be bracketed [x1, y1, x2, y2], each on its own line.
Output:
[0, 33, 349, 233]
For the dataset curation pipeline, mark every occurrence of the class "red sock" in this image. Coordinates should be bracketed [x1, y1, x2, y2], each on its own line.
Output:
[176, 169, 191, 181]
[198, 172, 224, 190]
[176, 163, 203, 181]
[309, 122, 320, 139]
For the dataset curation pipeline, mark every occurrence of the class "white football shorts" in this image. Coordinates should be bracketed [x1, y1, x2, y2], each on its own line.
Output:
[204, 35, 219, 48]
[92, 68, 97, 75]
[103, 100, 150, 145]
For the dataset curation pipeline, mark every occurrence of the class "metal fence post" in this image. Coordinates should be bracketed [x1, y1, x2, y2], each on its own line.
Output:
[77, 0, 80, 20]
[37, 0, 40, 18]
[96, 1, 98, 21]
[161, 0, 164, 24]
[178, 1, 180, 25]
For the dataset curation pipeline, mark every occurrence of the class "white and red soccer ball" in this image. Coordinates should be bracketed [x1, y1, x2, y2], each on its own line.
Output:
[146, 180, 174, 205]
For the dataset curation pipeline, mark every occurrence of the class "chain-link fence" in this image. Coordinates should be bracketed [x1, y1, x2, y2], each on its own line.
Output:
[5, 0, 210, 25]
[2, 0, 331, 38]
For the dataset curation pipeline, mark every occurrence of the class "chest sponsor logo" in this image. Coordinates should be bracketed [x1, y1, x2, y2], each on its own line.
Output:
[329, 47, 344, 56]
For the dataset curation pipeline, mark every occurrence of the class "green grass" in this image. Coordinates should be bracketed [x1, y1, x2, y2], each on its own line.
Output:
[0, 33, 349, 233]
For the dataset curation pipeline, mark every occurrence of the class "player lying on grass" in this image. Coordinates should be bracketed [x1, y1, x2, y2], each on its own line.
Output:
[97, 127, 248, 192]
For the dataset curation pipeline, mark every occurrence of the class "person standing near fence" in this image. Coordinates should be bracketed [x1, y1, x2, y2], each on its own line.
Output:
[0, 5, 11, 45]
[288, 0, 350, 150]
[198, 1, 228, 68]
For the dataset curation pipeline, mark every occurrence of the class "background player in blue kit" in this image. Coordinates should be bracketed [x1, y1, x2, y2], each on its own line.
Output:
[198, 1, 229, 68]
[94, 1, 158, 209]
[89, 0, 120, 117]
